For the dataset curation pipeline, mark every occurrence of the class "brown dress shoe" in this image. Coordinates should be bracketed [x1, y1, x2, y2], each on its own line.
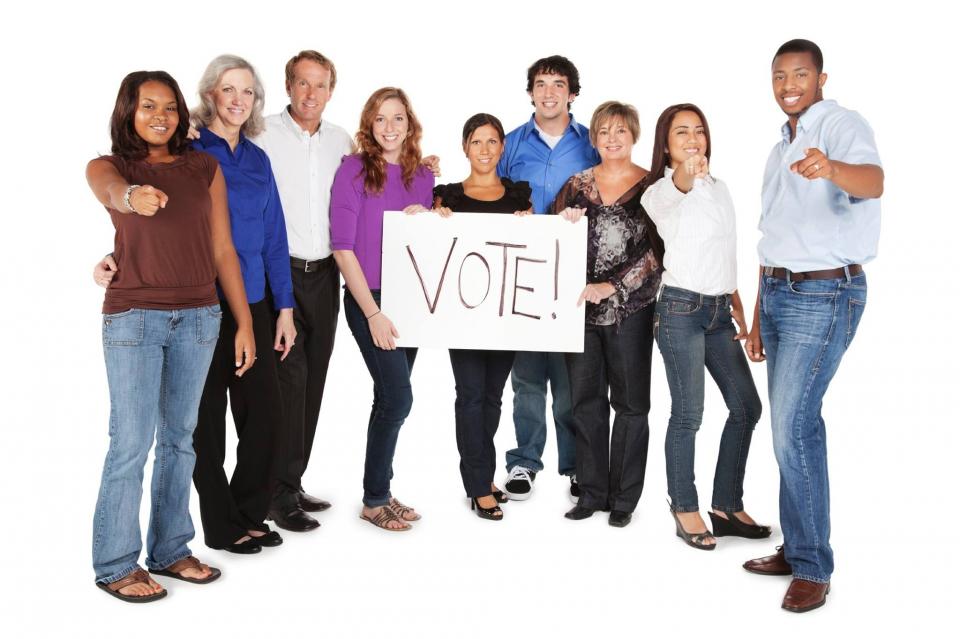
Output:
[782, 578, 830, 613]
[743, 546, 792, 575]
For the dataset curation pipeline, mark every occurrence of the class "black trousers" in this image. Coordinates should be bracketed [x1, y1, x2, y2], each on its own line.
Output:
[449, 348, 515, 497]
[271, 257, 340, 508]
[193, 300, 280, 547]
[564, 306, 654, 513]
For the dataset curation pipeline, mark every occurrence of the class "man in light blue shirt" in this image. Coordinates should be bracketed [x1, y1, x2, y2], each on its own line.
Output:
[744, 39, 884, 613]
[498, 55, 600, 503]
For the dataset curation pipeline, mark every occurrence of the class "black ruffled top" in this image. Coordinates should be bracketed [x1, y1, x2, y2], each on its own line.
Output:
[433, 178, 532, 214]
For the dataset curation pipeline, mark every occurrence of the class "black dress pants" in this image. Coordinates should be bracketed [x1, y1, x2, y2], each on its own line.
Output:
[564, 306, 654, 513]
[271, 257, 340, 509]
[193, 300, 280, 547]
[449, 348, 516, 498]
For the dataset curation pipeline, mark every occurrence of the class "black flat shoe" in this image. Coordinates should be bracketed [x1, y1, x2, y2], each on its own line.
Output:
[251, 530, 283, 547]
[564, 504, 596, 520]
[608, 510, 632, 527]
[669, 507, 716, 551]
[214, 536, 262, 554]
[268, 507, 320, 532]
[709, 511, 772, 539]
[470, 497, 503, 521]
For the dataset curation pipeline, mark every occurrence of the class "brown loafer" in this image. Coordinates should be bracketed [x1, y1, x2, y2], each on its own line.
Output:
[782, 578, 830, 612]
[743, 545, 792, 575]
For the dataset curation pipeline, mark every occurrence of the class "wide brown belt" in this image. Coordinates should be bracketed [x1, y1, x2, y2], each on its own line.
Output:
[762, 264, 863, 282]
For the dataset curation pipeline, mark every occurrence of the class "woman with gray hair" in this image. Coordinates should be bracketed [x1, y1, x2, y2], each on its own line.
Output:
[189, 54, 295, 553]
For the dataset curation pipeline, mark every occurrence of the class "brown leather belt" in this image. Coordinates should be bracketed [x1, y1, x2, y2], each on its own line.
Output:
[291, 256, 334, 273]
[762, 264, 863, 282]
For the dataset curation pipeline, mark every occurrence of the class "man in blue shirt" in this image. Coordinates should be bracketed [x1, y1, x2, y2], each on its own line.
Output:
[497, 55, 600, 502]
[743, 39, 883, 613]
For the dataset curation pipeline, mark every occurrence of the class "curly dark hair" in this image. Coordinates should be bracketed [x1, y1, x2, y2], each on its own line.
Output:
[109, 70, 191, 160]
[526, 55, 581, 109]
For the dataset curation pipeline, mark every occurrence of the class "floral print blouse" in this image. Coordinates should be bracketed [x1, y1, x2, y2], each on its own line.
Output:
[552, 168, 662, 326]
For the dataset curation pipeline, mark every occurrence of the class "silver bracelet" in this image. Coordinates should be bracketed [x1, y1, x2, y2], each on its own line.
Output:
[123, 184, 141, 214]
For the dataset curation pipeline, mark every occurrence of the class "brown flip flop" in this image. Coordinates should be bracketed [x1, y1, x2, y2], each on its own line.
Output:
[360, 505, 411, 532]
[96, 568, 167, 603]
[149, 556, 221, 584]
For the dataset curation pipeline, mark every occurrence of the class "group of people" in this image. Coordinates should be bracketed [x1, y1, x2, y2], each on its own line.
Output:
[88, 40, 883, 615]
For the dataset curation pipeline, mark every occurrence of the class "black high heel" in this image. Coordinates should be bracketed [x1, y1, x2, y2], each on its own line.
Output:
[471, 497, 504, 521]
[669, 504, 716, 551]
[491, 489, 509, 503]
[709, 511, 772, 539]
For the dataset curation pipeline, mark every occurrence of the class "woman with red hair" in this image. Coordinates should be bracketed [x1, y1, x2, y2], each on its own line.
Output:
[330, 87, 434, 531]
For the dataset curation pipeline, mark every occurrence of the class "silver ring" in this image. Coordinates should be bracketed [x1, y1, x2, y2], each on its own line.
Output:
[814, 163, 820, 171]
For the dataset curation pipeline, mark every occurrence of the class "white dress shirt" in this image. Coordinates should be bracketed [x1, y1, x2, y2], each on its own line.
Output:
[641, 168, 738, 295]
[252, 109, 354, 261]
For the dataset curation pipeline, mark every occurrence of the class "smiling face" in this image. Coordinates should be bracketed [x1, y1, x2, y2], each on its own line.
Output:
[772, 51, 826, 119]
[595, 117, 634, 162]
[286, 59, 333, 130]
[529, 72, 574, 122]
[372, 97, 408, 163]
[666, 110, 707, 169]
[211, 67, 254, 130]
[464, 123, 503, 174]
[133, 80, 179, 149]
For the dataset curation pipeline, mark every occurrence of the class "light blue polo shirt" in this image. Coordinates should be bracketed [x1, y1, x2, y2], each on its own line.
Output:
[758, 99, 882, 272]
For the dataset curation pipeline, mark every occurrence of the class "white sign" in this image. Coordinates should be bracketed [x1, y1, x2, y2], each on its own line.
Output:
[381, 212, 586, 352]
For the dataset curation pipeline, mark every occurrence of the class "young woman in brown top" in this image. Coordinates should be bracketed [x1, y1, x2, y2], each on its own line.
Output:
[86, 70, 254, 603]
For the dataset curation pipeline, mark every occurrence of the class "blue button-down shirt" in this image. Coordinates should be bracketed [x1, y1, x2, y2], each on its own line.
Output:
[498, 114, 600, 214]
[758, 100, 882, 272]
[194, 127, 294, 309]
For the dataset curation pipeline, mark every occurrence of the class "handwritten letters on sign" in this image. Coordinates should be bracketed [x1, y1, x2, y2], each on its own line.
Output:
[381, 212, 586, 352]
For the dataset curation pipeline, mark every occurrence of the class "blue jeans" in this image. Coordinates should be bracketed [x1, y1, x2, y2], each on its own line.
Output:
[344, 291, 417, 507]
[506, 351, 576, 475]
[654, 286, 762, 513]
[92, 306, 220, 584]
[760, 270, 867, 584]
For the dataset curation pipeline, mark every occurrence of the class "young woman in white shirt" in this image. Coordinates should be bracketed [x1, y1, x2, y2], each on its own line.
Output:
[641, 104, 769, 550]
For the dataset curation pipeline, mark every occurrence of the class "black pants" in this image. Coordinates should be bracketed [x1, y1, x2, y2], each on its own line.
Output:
[565, 306, 654, 513]
[449, 348, 516, 498]
[193, 300, 280, 547]
[271, 257, 340, 509]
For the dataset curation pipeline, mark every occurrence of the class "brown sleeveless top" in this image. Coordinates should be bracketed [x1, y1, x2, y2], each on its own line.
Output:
[99, 151, 221, 314]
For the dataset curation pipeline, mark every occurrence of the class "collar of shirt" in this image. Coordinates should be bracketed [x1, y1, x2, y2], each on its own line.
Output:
[520, 113, 586, 142]
[280, 106, 330, 140]
[196, 126, 248, 156]
[779, 99, 838, 142]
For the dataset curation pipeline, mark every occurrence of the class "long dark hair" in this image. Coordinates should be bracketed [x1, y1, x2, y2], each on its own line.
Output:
[648, 103, 712, 185]
[109, 70, 191, 160]
[355, 87, 423, 194]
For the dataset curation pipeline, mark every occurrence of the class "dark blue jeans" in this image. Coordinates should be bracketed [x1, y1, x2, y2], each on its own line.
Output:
[760, 270, 867, 583]
[344, 291, 417, 507]
[565, 306, 654, 512]
[449, 349, 515, 497]
[654, 286, 762, 514]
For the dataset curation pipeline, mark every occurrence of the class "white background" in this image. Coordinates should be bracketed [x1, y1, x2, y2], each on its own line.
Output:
[382, 213, 587, 351]
[1, 1, 955, 637]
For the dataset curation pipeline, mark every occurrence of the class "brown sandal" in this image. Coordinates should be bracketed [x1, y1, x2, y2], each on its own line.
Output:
[360, 505, 411, 532]
[149, 556, 221, 584]
[96, 568, 167, 603]
[388, 497, 421, 522]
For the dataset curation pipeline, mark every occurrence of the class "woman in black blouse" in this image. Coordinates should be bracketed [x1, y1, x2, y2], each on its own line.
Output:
[554, 101, 663, 527]
[433, 113, 532, 520]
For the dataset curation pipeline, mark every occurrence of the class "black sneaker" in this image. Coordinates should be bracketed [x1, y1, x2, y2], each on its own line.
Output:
[504, 466, 536, 500]
[569, 475, 581, 504]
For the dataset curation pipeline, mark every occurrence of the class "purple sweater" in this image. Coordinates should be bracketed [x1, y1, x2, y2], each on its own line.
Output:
[330, 154, 434, 290]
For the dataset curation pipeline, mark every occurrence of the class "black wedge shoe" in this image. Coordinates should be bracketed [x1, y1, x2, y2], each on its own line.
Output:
[471, 497, 504, 521]
[669, 508, 716, 551]
[709, 511, 772, 539]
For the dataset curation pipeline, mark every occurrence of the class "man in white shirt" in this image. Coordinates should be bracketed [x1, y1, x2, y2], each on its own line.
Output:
[254, 50, 354, 532]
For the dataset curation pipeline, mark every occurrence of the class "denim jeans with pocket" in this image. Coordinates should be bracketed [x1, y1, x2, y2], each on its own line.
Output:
[654, 286, 762, 514]
[760, 270, 867, 583]
[506, 351, 577, 476]
[92, 305, 220, 584]
[343, 290, 417, 507]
